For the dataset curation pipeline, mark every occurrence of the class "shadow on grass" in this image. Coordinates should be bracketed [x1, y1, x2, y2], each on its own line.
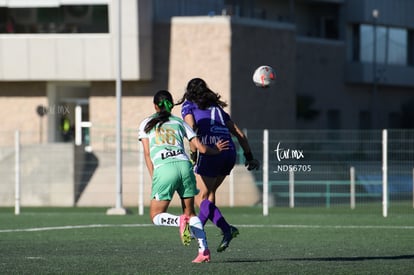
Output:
[287, 254, 414, 262]
[223, 254, 414, 263]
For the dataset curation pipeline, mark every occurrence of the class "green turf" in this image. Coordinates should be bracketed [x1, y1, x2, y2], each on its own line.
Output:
[0, 206, 413, 274]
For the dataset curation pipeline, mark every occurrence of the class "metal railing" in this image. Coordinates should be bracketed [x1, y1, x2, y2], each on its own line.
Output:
[1, 128, 413, 216]
[247, 129, 414, 216]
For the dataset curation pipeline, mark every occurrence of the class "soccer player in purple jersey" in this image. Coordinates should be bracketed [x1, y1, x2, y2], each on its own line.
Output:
[176, 78, 260, 252]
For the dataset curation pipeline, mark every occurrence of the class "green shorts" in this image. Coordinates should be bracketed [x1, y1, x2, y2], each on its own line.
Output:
[151, 161, 198, 201]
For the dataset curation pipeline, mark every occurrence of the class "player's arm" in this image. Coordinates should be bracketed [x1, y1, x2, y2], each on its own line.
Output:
[140, 138, 154, 177]
[225, 119, 260, 170]
[226, 119, 252, 154]
[183, 114, 198, 162]
[183, 114, 197, 150]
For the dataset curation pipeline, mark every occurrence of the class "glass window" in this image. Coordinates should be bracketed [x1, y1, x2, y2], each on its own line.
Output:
[358, 24, 407, 66]
[409, 30, 414, 66]
[388, 28, 407, 65]
[0, 5, 108, 34]
[359, 24, 374, 63]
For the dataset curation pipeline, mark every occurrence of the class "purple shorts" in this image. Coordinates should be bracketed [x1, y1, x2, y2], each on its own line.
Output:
[195, 149, 236, 177]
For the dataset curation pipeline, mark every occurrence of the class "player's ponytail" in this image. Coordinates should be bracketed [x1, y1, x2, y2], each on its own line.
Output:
[144, 90, 174, 133]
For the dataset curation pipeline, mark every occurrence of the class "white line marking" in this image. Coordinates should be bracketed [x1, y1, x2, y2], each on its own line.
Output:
[237, 224, 414, 230]
[0, 224, 413, 233]
[0, 224, 153, 233]
[26, 257, 44, 260]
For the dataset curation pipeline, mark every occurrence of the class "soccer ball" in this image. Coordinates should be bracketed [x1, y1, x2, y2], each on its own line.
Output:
[252, 65, 276, 88]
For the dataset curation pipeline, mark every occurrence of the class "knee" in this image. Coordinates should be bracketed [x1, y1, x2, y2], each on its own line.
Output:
[198, 193, 208, 201]
[198, 190, 211, 200]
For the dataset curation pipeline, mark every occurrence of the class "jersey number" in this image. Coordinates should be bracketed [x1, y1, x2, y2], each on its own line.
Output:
[155, 127, 176, 145]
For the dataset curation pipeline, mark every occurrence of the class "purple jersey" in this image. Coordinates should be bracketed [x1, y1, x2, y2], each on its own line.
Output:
[181, 100, 236, 177]
[181, 100, 236, 150]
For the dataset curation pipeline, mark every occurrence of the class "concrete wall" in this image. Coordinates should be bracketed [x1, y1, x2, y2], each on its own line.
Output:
[168, 16, 232, 108]
[295, 38, 346, 129]
[230, 18, 296, 129]
[168, 16, 297, 130]
[295, 37, 414, 129]
[0, 143, 74, 206]
[75, 149, 260, 207]
[0, 82, 48, 144]
[0, 136, 258, 207]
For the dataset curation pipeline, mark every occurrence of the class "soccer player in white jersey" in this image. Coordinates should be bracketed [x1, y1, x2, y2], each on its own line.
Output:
[138, 90, 229, 263]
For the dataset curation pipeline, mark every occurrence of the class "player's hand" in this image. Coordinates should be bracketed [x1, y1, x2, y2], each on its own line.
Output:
[245, 159, 260, 171]
[244, 151, 259, 170]
[215, 140, 230, 151]
[189, 150, 198, 165]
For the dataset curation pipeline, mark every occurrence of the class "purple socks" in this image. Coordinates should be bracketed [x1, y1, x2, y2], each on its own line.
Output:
[198, 199, 230, 233]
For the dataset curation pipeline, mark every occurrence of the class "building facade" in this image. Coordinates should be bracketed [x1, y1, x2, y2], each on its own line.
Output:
[1, 0, 413, 145]
[0, 0, 413, 206]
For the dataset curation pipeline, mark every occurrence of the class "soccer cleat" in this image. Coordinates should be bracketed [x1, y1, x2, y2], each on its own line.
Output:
[217, 225, 239, 252]
[179, 215, 191, 246]
[192, 249, 211, 263]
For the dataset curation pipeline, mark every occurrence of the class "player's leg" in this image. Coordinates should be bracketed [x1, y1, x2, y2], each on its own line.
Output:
[196, 174, 239, 252]
[150, 163, 181, 227]
[212, 176, 239, 253]
[213, 151, 239, 252]
[177, 197, 193, 246]
[195, 149, 236, 226]
[150, 198, 192, 247]
[182, 197, 210, 263]
[178, 162, 210, 262]
[197, 175, 230, 228]
[150, 199, 179, 226]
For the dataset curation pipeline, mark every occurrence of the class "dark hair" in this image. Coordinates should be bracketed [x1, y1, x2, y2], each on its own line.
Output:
[176, 78, 227, 109]
[144, 90, 174, 133]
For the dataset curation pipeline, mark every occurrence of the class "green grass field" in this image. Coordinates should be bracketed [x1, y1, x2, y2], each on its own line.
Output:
[1, 206, 413, 274]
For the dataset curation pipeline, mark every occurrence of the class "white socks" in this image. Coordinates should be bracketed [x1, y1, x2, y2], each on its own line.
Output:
[189, 216, 208, 252]
[152, 213, 179, 227]
[152, 213, 209, 252]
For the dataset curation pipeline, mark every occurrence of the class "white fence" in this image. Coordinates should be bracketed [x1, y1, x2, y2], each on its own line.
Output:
[250, 129, 414, 217]
[2, 129, 414, 217]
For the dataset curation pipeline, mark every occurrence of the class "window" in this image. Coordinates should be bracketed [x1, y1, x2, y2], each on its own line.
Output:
[0, 5, 108, 34]
[388, 28, 407, 65]
[357, 24, 408, 66]
[409, 31, 414, 66]
[321, 16, 338, 39]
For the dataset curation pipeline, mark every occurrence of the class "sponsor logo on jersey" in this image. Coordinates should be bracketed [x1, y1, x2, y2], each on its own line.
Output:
[161, 148, 184, 160]
[210, 126, 229, 134]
